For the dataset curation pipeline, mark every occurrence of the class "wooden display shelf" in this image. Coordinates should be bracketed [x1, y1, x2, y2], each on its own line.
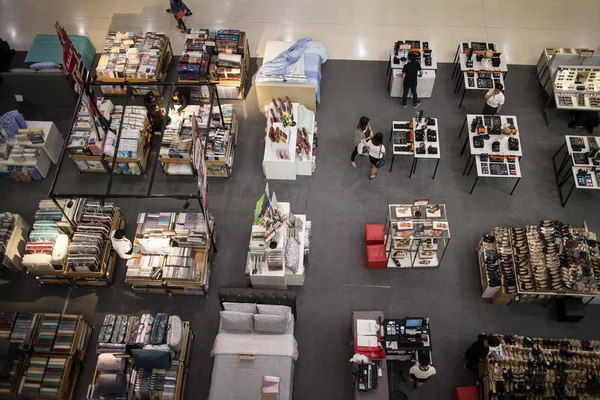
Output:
[27, 266, 68, 285]
[1, 214, 30, 271]
[0, 353, 28, 399]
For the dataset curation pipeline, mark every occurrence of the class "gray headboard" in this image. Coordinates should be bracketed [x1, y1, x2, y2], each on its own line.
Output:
[218, 286, 297, 318]
[1, 71, 78, 107]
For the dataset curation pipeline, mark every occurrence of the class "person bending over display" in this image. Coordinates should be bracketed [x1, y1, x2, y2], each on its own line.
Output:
[396, 53, 423, 109]
[111, 229, 133, 260]
[463, 334, 501, 372]
[171, 87, 191, 114]
[482, 83, 505, 115]
[351, 116, 374, 168]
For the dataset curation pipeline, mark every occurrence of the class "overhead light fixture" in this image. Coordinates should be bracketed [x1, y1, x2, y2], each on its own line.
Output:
[183, 200, 190, 210]
[66, 200, 74, 208]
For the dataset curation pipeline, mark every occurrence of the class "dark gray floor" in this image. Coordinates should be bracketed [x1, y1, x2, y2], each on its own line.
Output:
[1, 57, 600, 400]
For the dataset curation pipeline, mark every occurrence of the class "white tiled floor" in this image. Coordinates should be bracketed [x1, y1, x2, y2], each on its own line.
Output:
[1, 0, 600, 64]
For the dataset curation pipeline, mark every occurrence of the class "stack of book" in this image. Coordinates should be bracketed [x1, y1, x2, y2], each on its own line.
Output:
[172, 213, 207, 247]
[126, 255, 165, 280]
[52, 315, 79, 353]
[67, 99, 113, 156]
[34, 314, 60, 353]
[20, 355, 68, 397]
[10, 313, 39, 345]
[137, 213, 176, 237]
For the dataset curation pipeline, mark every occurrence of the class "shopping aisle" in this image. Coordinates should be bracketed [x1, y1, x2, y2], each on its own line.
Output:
[2, 58, 600, 399]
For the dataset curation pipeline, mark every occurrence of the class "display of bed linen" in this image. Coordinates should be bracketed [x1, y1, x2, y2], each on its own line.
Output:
[0, 110, 27, 140]
[9, 313, 39, 345]
[33, 314, 60, 353]
[96, 32, 167, 80]
[256, 38, 329, 103]
[19, 355, 68, 397]
[133, 360, 179, 400]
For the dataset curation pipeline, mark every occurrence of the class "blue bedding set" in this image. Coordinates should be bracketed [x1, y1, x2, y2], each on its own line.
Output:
[25, 34, 96, 71]
[256, 38, 329, 103]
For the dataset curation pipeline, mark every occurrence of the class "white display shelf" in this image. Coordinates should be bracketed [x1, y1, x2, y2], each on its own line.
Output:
[463, 71, 505, 91]
[554, 65, 600, 110]
[475, 156, 522, 179]
[2, 121, 64, 164]
[467, 115, 522, 156]
[390, 70, 436, 98]
[458, 42, 508, 72]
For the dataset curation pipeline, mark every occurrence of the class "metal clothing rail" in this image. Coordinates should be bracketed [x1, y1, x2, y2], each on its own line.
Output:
[47, 80, 225, 252]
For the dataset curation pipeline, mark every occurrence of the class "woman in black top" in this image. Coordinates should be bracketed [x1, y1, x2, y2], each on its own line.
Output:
[396, 53, 423, 109]
[172, 87, 191, 113]
[463, 334, 500, 371]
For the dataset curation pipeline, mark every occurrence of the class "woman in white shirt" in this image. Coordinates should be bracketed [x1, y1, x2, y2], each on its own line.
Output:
[482, 83, 505, 115]
[110, 229, 133, 259]
[364, 132, 386, 180]
[403, 351, 436, 388]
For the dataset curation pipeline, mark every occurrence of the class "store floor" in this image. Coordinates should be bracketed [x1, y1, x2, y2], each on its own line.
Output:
[2, 59, 600, 399]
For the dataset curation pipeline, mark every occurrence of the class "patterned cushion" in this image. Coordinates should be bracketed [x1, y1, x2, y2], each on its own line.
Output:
[30, 62, 62, 71]
[220, 311, 254, 332]
[167, 316, 183, 352]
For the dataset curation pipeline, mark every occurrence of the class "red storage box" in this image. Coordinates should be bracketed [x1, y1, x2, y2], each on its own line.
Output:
[453, 386, 478, 400]
[366, 244, 387, 269]
[365, 224, 385, 245]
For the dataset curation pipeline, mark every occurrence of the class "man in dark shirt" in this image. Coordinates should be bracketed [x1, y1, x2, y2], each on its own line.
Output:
[396, 53, 423, 108]
[172, 87, 191, 113]
[463, 334, 500, 372]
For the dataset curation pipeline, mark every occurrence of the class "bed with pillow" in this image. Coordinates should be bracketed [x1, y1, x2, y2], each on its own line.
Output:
[208, 286, 298, 400]
[0, 34, 95, 106]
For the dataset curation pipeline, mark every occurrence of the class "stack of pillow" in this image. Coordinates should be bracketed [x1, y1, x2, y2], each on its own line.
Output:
[220, 303, 293, 334]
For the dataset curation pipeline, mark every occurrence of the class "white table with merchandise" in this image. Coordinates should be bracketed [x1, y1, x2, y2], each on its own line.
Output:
[459, 114, 523, 195]
[553, 65, 600, 110]
[246, 202, 309, 289]
[387, 40, 437, 99]
[552, 135, 600, 206]
[388, 116, 440, 179]
[262, 101, 315, 180]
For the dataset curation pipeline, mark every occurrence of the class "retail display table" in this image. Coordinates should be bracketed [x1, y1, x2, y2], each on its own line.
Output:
[554, 65, 600, 110]
[455, 71, 505, 108]
[459, 114, 522, 195]
[246, 201, 309, 289]
[352, 311, 388, 400]
[388, 115, 441, 179]
[553, 135, 600, 206]
[387, 40, 437, 98]
[384, 203, 450, 268]
[262, 102, 316, 180]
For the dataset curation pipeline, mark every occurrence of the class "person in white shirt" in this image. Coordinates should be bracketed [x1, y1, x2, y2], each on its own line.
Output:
[111, 229, 133, 259]
[403, 351, 436, 388]
[363, 132, 386, 180]
[482, 83, 504, 115]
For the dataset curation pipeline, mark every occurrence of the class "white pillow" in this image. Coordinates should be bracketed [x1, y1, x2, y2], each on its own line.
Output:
[253, 314, 289, 334]
[219, 311, 254, 332]
[223, 302, 257, 314]
[256, 304, 292, 321]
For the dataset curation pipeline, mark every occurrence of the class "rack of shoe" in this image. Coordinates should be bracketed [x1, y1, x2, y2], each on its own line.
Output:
[479, 334, 600, 400]
[94, 32, 173, 96]
[23, 199, 125, 287]
[0, 312, 93, 400]
[384, 202, 450, 269]
[87, 314, 194, 400]
[262, 97, 317, 180]
[67, 99, 152, 175]
[159, 103, 238, 178]
[177, 29, 250, 100]
[478, 220, 599, 306]
[0, 212, 30, 272]
[125, 212, 215, 295]
[387, 39, 437, 98]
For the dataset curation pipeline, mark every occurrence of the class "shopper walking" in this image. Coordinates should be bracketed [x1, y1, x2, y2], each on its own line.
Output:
[351, 116, 373, 168]
[482, 83, 505, 115]
[166, 0, 192, 33]
[402, 351, 436, 388]
[463, 334, 500, 372]
[396, 53, 423, 109]
[364, 132, 386, 180]
[111, 229, 133, 260]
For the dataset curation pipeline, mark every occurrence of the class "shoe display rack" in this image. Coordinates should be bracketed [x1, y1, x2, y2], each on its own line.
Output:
[388, 112, 441, 179]
[477, 220, 599, 306]
[459, 114, 522, 196]
[384, 202, 450, 268]
[479, 334, 600, 400]
[0, 312, 92, 400]
[553, 135, 600, 207]
[87, 314, 194, 400]
[386, 39, 437, 98]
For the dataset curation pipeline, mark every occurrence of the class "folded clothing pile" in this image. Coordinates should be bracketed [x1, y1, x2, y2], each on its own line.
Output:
[0, 110, 27, 140]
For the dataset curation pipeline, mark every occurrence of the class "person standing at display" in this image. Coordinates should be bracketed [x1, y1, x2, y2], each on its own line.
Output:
[402, 351, 436, 388]
[396, 53, 423, 109]
[172, 87, 191, 113]
[144, 92, 171, 133]
[111, 229, 133, 260]
[351, 116, 374, 168]
[482, 83, 505, 115]
[166, 0, 192, 33]
[364, 132, 386, 180]
[463, 334, 501, 372]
